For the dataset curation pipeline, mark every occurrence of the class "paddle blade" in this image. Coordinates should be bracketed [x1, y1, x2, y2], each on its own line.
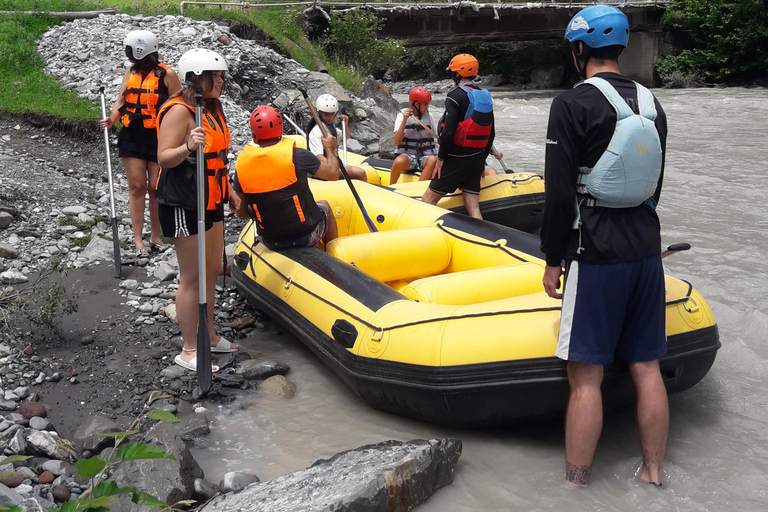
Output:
[196, 304, 212, 393]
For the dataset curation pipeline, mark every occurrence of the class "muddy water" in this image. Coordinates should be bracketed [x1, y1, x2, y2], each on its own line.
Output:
[191, 87, 768, 511]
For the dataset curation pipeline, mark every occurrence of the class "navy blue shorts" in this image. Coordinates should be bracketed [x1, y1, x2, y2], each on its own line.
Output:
[556, 256, 667, 365]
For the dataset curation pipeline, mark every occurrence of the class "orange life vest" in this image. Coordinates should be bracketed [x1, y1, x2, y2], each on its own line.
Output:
[235, 138, 322, 240]
[120, 63, 170, 129]
[155, 97, 231, 211]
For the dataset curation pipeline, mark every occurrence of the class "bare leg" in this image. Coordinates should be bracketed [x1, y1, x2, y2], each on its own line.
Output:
[463, 192, 483, 220]
[124, 157, 150, 250]
[390, 155, 410, 185]
[421, 188, 444, 206]
[346, 165, 367, 182]
[481, 166, 499, 177]
[629, 360, 668, 484]
[565, 361, 604, 487]
[318, 200, 338, 245]
[146, 161, 162, 245]
[419, 156, 437, 181]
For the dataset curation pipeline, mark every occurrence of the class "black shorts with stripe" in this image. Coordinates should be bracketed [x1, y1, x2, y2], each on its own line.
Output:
[158, 203, 224, 238]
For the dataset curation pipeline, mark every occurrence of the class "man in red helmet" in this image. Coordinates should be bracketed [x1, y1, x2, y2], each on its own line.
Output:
[421, 53, 495, 219]
[233, 105, 340, 250]
[389, 86, 438, 185]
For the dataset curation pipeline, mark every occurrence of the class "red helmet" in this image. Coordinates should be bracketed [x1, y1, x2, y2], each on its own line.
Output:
[447, 53, 479, 77]
[250, 105, 283, 141]
[409, 87, 432, 105]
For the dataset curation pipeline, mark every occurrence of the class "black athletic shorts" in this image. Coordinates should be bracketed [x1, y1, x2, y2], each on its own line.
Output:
[117, 123, 159, 162]
[262, 203, 329, 251]
[158, 203, 224, 238]
[429, 152, 486, 196]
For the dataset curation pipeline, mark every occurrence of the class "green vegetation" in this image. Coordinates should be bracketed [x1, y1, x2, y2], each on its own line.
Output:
[658, 0, 768, 84]
[0, 391, 188, 512]
[0, 256, 80, 334]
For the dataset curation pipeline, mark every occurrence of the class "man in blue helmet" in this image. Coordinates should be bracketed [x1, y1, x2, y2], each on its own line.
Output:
[540, 5, 669, 487]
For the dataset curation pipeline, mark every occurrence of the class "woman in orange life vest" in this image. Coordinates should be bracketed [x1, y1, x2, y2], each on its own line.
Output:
[155, 48, 238, 372]
[234, 106, 340, 250]
[99, 31, 181, 258]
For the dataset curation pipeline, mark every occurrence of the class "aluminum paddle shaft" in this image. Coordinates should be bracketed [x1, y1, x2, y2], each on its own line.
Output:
[98, 87, 122, 277]
[194, 93, 212, 393]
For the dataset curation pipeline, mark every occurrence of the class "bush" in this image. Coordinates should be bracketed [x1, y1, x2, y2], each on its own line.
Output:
[659, 0, 768, 83]
[323, 10, 404, 78]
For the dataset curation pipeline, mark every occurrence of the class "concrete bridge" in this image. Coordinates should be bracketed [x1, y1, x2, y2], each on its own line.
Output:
[310, 1, 670, 85]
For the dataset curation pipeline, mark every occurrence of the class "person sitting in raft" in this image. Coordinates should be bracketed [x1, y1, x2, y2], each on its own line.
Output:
[306, 94, 367, 181]
[389, 87, 438, 185]
[100, 30, 181, 258]
[234, 105, 340, 250]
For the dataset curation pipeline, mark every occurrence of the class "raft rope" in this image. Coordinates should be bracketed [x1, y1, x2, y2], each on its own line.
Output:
[435, 222, 529, 263]
[237, 223, 698, 335]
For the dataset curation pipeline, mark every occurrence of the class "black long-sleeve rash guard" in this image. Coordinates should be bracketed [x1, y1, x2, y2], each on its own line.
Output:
[438, 83, 495, 161]
[539, 72, 668, 267]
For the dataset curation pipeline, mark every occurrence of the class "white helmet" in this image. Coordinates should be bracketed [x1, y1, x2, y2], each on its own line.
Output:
[315, 94, 338, 114]
[123, 30, 158, 61]
[178, 48, 228, 80]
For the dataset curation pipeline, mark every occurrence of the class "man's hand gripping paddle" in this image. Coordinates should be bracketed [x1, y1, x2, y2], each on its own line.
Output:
[299, 89, 377, 233]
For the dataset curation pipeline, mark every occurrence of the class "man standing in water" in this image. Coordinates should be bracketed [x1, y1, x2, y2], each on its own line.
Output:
[421, 54, 495, 219]
[540, 5, 669, 487]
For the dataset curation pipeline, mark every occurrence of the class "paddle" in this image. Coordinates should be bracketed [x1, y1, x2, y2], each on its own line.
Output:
[283, 113, 306, 137]
[661, 243, 691, 259]
[98, 86, 122, 278]
[194, 89, 212, 393]
[491, 145, 510, 173]
[341, 120, 348, 165]
[299, 89, 378, 233]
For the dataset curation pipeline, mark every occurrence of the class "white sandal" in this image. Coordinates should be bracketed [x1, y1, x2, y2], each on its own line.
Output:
[211, 337, 238, 353]
[174, 349, 220, 372]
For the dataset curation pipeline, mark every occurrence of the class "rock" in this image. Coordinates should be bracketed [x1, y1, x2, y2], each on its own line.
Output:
[218, 471, 260, 494]
[78, 236, 115, 265]
[140, 288, 163, 297]
[19, 402, 46, 419]
[0, 471, 23, 488]
[154, 261, 178, 281]
[200, 439, 462, 512]
[24, 430, 77, 461]
[61, 206, 87, 216]
[179, 415, 210, 441]
[0, 270, 28, 285]
[237, 360, 289, 381]
[258, 375, 296, 399]
[37, 471, 55, 484]
[193, 478, 218, 501]
[165, 304, 178, 324]
[29, 416, 50, 431]
[0, 211, 12, 229]
[0, 400, 17, 411]
[19, 497, 48, 512]
[41, 460, 68, 477]
[52, 483, 70, 502]
[358, 78, 400, 117]
[73, 414, 121, 441]
[0, 482, 23, 508]
[119, 279, 139, 290]
[110, 421, 202, 512]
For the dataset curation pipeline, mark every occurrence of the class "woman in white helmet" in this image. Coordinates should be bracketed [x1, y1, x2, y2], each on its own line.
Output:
[99, 30, 181, 258]
[155, 48, 239, 372]
[305, 94, 368, 181]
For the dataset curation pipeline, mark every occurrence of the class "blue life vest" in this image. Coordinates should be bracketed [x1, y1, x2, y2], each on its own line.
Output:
[575, 77, 662, 208]
[452, 86, 493, 149]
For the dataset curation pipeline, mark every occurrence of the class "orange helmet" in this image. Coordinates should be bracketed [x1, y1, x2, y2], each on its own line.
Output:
[250, 105, 283, 141]
[409, 87, 432, 105]
[447, 53, 479, 77]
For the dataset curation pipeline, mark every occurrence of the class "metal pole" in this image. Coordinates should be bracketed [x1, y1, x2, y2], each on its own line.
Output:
[98, 87, 122, 277]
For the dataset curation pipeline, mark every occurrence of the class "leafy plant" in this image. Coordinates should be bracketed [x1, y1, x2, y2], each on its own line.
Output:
[323, 10, 405, 78]
[658, 0, 768, 83]
[0, 391, 189, 512]
[0, 256, 81, 334]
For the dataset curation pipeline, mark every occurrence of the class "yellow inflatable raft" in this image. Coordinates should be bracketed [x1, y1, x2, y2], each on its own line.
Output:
[286, 135, 545, 233]
[232, 180, 719, 427]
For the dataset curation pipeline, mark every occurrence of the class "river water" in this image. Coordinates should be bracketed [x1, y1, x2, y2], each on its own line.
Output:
[191, 87, 768, 511]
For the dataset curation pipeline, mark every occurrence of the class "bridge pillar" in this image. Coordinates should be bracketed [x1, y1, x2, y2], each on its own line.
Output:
[619, 31, 662, 88]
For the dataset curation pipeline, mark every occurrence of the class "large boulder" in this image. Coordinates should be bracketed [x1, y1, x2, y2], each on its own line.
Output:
[200, 438, 462, 512]
[110, 421, 203, 512]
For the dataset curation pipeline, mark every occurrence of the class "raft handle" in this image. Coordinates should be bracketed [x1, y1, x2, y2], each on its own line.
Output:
[284, 277, 292, 289]
[371, 328, 384, 342]
[683, 296, 699, 313]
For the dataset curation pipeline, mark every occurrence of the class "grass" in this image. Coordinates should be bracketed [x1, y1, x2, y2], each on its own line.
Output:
[0, 0, 367, 117]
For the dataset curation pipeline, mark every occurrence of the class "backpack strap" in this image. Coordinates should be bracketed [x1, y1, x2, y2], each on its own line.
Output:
[581, 77, 657, 121]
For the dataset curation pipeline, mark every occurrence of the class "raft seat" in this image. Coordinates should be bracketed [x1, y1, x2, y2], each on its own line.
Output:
[326, 226, 451, 283]
[402, 262, 544, 305]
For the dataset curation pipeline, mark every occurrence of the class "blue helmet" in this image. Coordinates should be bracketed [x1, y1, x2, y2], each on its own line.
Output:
[565, 5, 629, 49]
